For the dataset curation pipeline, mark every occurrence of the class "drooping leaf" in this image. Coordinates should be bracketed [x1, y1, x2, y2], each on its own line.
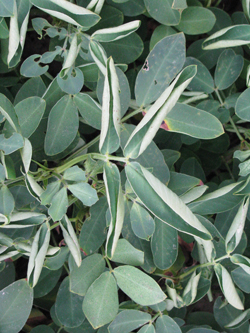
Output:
[108, 310, 151, 333]
[130, 202, 155, 240]
[70, 253, 105, 296]
[45, 95, 79, 156]
[155, 315, 182, 333]
[176, 7, 216, 35]
[230, 254, 250, 275]
[68, 183, 98, 207]
[82, 271, 119, 329]
[144, 0, 180, 26]
[151, 218, 178, 270]
[48, 187, 68, 222]
[79, 196, 108, 255]
[15, 97, 46, 138]
[55, 276, 85, 328]
[135, 33, 186, 107]
[0, 279, 33, 333]
[235, 87, 250, 121]
[113, 265, 166, 305]
[214, 49, 243, 90]
[111, 238, 144, 266]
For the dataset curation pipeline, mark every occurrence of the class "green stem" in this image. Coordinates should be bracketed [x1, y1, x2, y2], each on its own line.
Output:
[121, 108, 143, 122]
[221, 155, 235, 181]
[44, 71, 54, 81]
[64, 135, 100, 162]
[101, 246, 113, 271]
[4, 175, 24, 186]
[55, 153, 127, 174]
[177, 254, 230, 280]
[150, 312, 161, 323]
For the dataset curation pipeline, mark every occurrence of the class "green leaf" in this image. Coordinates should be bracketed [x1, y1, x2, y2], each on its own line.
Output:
[14, 77, 46, 105]
[232, 267, 250, 293]
[68, 183, 98, 207]
[104, 162, 124, 258]
[0, 133, 24, 155]
[60, 215, 82, 267]
[57, 67, 84, 95]
[92, 20, 140, 42]
[235, 87, 250, 121]
[27, 222, 51, 287]
[40, 181, 61, 205]
[48, 187, 68, 222]
[226, 309, 250, 329]
[225, 197, 249, 253]
[0, 262, 15, 290]
[108, 310, 151, 333]
[15, 97, 46, 138]
[163, 103, 224, 139]
[101, 32, 143, 64]
[82, 271, 119, 329]
[33, 267, 62, 298]
[55, 276, 85, 328]
[30, 326, 54, 333]
[0, 0, 14, 17]
[155, 315, 182, 333]
[125, 162, 211, 240]
[111, 238, 144, 266]
[151, 218, 178, 270]
[20, 55, 49, 77]
[31, 0, 100, 28]
[176, 7, 216, 35]
[0, 279, 33, 333]
[106, 0, 145, 16]
[79, 196, 108, 255]
[203, 25, 250, 50]
[185, 57, 214, 93]
[144, 0, 180, 26]
[0, 185, 15, 217]
[89, 39, 107, 75]
[70, 253, 105, 296]
[214, 263, 244, 310]
[214, 49, 243, 90]
[125, 65, 197, 158]
[138, 324, 155, 333]
[45, 95, 79, 156]
[44, 247, 69, 270]
[114, 265, 166, 305]
[130, 202, 155, 240]
[135, 33, 186, 107]
[64, 166, 86, 182]
[99, 57, 121, 154]
[74, 93, 102, 130]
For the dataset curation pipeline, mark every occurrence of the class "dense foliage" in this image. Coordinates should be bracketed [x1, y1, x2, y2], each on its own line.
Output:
[1, 0, 250, 332]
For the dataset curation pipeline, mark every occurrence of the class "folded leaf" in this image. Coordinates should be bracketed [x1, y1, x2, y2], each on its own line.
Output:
[230, 254, 250, 275]
[203, 25, 250, 50]
[27, 222, 51, 287]
[104, 162, 124, 258]
[31, 0, 100, 29]
[125, 65, 197, 159]
[125, 162, 211, 240]
[214, 263, 244, 310]
[99, 57, 121, 154]
[92, 20, 141, 42]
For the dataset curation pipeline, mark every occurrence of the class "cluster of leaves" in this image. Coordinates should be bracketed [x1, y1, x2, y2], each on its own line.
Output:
[1, 0, 250, 332]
